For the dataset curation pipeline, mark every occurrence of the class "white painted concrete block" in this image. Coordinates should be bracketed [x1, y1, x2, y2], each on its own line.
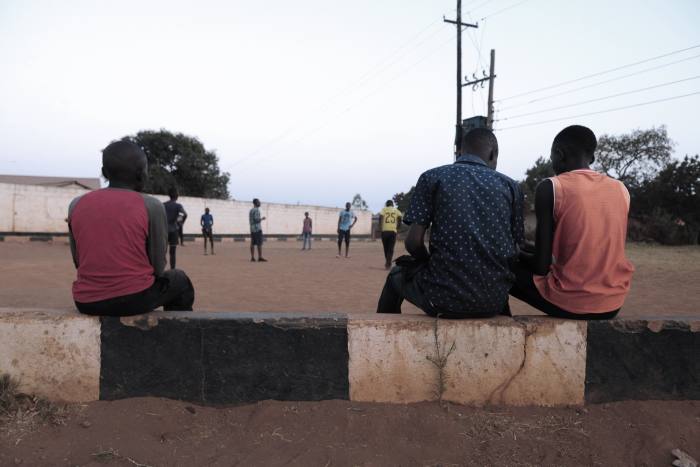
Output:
[348, 315, 586, 406]
[0, 308, 101, 402]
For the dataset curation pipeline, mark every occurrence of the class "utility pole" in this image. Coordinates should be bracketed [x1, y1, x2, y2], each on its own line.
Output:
[444, 0, 478, 158]
[486, 49, 496, 129]
[463, 49, 497, 129]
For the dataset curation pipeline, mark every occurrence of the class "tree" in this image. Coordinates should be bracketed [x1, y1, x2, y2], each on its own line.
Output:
[594, 126, 673, 187]
[351, 193, 369, 210]
[520, 156, 554, 210]
[121, 129, 230, 199]
[392, 186, 415, 214]
[631, 155, 700, 244]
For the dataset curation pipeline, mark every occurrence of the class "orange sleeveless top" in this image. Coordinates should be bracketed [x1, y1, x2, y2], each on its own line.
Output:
[533, 170, 635, 313]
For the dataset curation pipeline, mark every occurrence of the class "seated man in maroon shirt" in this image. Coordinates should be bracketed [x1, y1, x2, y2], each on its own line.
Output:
[68, 140, 195, 316]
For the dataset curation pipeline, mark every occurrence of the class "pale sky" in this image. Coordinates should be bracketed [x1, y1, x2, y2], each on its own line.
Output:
[1, 0, 698, 211]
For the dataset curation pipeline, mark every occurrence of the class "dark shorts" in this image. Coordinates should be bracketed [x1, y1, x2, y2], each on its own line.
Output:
[202, 227, 213, 237]
[251, 230, 264, 246]
[338, 229, 351, 244]
[168, 230, 179, 246]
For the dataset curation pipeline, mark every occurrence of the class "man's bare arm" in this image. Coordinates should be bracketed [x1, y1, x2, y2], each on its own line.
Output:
[67, 196, 83, 269]
[405, 224, 430, 261]
[520, 180, 554, 275]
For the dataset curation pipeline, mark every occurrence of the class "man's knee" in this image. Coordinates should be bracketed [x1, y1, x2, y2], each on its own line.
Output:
[386, 265, 404, 290]
[162, 269, 193, 291]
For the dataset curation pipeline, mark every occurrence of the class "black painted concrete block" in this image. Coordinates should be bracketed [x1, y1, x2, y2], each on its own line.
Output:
[100, 312, 349, 403]
[100, 315, 204, 401]
[585, 319, 700, 403]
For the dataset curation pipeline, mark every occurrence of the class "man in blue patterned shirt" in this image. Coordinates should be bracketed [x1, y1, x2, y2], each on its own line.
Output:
[376, 128, 524, 318]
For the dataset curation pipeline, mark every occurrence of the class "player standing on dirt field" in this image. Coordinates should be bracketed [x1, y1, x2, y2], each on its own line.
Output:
[379, 200, 402, 269]
[249, 198, 267, 262]
[201, 207, 214, 255]
[337, 202, 358, 258]
[177, 208, 187, 246]
[164, 187, 187, 269]
[301, 212, 313, 251]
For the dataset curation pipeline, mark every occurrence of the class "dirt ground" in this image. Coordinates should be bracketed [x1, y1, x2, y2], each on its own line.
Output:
[0, 398, 697, 466]
[0, 240, 699, 317]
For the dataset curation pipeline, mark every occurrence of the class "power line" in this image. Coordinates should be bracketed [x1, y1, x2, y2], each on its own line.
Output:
[237, 28, 459, 169]
[497, 53, 700, 112]
[318, 18, 447, 111]
[497, 75, 700, 121]
[467, 0, 498, 13]
[480, 0, 532, 21]
[496, 91, 700, 131]
[228, 12, 453, 168]
[498, 44, 700, 101]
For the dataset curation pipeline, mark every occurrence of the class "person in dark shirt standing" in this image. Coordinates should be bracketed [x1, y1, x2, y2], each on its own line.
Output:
[177, 209, 188, 246]
[201, 207, 215, 255]
[68, 140, 194, 316]
[164, 188, 187, 269]
[376, 128, 524, 318]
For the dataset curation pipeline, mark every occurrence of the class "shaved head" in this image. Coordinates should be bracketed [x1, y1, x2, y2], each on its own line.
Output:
[550, 125, 597, 174]
[461, 128, 499, 169]
[102, 140, 148, 191]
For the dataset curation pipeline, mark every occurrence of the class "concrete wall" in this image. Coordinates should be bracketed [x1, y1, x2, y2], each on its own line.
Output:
[0, 182, 372, 236]
[1, 309, 697, 405]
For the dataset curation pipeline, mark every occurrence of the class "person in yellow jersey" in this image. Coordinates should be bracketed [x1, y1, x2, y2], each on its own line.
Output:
[378, 200, 403, 269]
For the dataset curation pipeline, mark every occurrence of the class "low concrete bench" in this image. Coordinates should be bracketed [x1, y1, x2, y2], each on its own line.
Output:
[0, 308, 697, 406]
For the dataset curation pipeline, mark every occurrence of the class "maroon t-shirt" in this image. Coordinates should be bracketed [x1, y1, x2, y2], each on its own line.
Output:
[69, 189, 166, 303]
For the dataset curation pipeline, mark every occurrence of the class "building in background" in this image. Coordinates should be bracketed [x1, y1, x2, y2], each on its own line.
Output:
[0, 174, 101, 190]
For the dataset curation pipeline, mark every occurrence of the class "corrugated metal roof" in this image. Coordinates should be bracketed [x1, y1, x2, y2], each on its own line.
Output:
[0, 174, 101, 190]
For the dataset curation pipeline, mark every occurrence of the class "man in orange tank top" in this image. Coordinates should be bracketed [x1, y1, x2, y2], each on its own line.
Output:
[510, 125, 634, 319]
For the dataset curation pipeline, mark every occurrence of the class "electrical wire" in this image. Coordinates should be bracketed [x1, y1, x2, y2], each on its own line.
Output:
[496, 91, 700, 131]
[467, 0, 499, 13]
[497, 75, 700, 121]
[227, 12, 454, 168]
[480, 0, 532, 21]
[497, 53, 700, 112]
[237, 28, 458, 168]
[498, 44, 700, 101]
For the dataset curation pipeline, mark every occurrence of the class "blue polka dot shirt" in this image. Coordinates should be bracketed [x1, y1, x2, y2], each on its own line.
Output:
[404, 153, 524, 316]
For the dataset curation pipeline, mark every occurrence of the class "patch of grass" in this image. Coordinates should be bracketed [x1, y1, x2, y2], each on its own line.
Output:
[0, 373, 69, 439]
[0, 373, 21, 415]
